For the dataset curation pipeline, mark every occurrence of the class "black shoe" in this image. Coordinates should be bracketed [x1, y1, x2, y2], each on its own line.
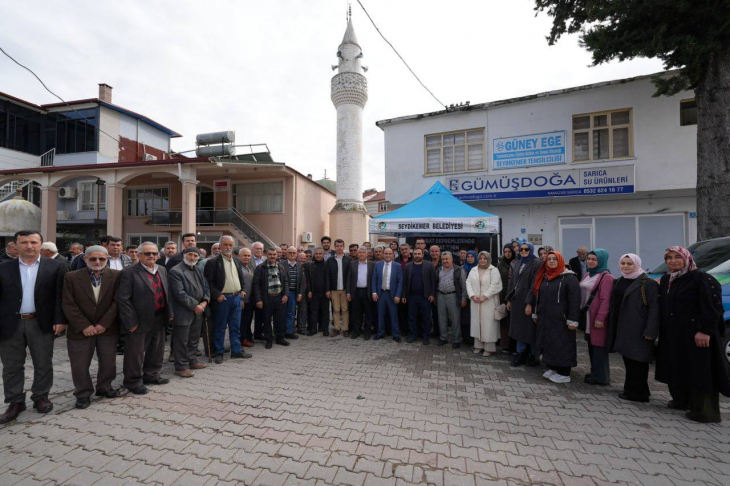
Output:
[393, 337, 402, 343]
[307, 330, 317, 336]
[619, 392, 649, 403]
[214, 354, 224, 364]
[423, 339, 430, 346]
[452, 342, 460, 349]
[438, 340, 447, 347]
[231, 352, 252, 359]
[0, 403, 26, 424]
[285, 333, 299, 340]
[511, 351, 528, 367]
[406, 335, 416, 344]
[526, 355, 540, 367]
[128, 386, 148, 395]
[373, 335, 384, 341]
[75, 397, 91, 409]
[584, 376, 609, 386]
[143, 377, 170, 385]
[364, 335, 371, 341]
[275, 339, 290, 346]
[96, 388, 121, 399]
[323, 331, 330, 337]
[265, 340, 273, 349]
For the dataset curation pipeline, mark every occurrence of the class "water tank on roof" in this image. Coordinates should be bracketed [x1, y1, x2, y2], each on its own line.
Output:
[196, 144, 236, 157]
[196, 131, 235, 146]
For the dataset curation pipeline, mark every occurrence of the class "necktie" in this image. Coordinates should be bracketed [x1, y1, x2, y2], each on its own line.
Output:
[383, 262, 390, 291]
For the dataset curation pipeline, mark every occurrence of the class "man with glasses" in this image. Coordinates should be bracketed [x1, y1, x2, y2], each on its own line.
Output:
[118, 242, 173, 395]
[62, 246, 122, 409]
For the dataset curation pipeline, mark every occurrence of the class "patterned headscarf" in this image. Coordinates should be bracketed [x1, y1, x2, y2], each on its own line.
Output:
[619, 253, 645, 280]
[587, 248, 610, 277]
[533, 251, 567, 295]
[665, 246, 697, 289]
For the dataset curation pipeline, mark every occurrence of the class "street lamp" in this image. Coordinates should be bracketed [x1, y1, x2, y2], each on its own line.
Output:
[95, 178, 106, 222]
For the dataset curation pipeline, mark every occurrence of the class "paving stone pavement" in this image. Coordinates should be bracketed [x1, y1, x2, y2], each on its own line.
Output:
[0, 333, 728, 485]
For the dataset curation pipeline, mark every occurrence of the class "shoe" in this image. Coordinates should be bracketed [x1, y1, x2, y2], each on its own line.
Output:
[373, 335, 384, 341]
[619, 393, 649, 403]
[75, 398, 91, 410]
[32, 397, 53, 413]
[128, 386, 148, 395]
[511, 351, 528, 367]
[438, 340, 447, 347]
[190, 362, 208, 370]
[548, 373, 571, 384]
[483, 352, 493, 357]
[323, 331, 329, 337]
[214, 354, 224, 364]
[584, 376, 609, 386]
[231, 352, 252, 359]
[500, 349, 512, 355]
[0, 403, 26, 424]
[265, 340, 273, 349]
[364, 335, 371, 341]
[242, 340, 254, 348]
[175, 369, 195, 378]
[307, 330, 317, 336]
[668, 400, 689, 410]
[275, 339, 290, 346]
[526, 355, 541, 367]
[343, 331, 350, 338]
[393, 337, 401, 343]
[473, 348, 483, 354]
[95, 388, 121, 398]
[542, 370, 556, 380]
[285, 333, 299, 340]
[452, 342, 461, 349]
[332, 330, 341, 337]
[143, 377, 170, 385]
[423, 339, 430, 346]
[407, 335, 417, 344]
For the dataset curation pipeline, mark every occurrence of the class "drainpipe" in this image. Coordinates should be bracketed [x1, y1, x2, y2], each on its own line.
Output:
[293, 173, 298, 246]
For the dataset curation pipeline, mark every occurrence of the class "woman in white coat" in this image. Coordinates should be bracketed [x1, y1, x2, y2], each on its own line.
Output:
[466, 251, 503, 356]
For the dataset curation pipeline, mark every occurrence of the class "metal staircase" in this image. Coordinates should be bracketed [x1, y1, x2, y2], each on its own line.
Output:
[0, 180, 30, 203]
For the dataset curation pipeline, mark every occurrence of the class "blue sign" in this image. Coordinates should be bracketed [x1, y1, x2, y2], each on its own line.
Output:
[448, 165, 635, 201]
[492, 130, 566, 169]
[689, 212, 697, 219]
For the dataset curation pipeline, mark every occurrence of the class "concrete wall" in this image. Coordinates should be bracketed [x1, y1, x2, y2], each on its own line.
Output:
[0, 147, 39, 170]
[294, 173, 336, 247]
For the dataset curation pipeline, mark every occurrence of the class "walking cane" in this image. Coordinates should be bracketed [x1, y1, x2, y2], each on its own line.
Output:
[203, 314, 213, 364]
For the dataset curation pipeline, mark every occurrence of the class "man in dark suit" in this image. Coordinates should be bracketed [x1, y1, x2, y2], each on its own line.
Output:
[402, 248, 437, 345]
[117, 241, 173, 395]
[0, 230, 68, 424]
[296, 251, 310, 334]
[253, 247, 290, 348]
[204, 235, 248, 364]
[169, 247, 211, 377]
[61, 246, 121, 409]
[283, 247, 307, 340]
[371, 248, 404, 342]
[156, 241, 177, 267]
[307, 248, 329, 336]
[326, 239, 351, 337]
[164, 233, 197, 272]
[568, 246, 589, 281]
[346, 247, 375, 339]
[0, 241, 19, 262]
[238, 248, 257, 348]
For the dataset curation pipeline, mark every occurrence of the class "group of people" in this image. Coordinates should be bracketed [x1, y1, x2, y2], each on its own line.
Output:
[500, 238, 729, 423]
[0, 230, 727, 425]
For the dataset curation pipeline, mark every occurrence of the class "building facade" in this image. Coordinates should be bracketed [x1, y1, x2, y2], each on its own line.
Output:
[377, 72, 698, 271]
[0, 85, 335, 252]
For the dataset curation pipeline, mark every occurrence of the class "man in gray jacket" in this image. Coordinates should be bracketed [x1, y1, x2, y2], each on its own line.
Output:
[168, 247, 210, 377]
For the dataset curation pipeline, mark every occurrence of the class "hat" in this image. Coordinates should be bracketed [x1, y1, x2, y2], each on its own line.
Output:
[182, 246, 201, 256]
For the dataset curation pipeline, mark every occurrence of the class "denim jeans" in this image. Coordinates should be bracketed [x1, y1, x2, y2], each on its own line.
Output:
[517, 341, 535, 355]
[285, 290, 298, 334]
[213, 294, 242, 355]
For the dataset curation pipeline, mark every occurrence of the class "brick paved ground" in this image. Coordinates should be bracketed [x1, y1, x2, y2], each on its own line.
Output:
[0, 333, 729, 485]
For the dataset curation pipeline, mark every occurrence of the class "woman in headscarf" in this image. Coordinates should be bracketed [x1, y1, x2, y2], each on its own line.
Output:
[506, 241, 542, 367]
[580, 248, 615, 386]
[460, 250, 479, 345]
[497, 244, 515, 353]
[531, 251, 581, 383]
[655, 246, 730, 423]
[466, 251, 503, 356]
[608, 253, 660, 402]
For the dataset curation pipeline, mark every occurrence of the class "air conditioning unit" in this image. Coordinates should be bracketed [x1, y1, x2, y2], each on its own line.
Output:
[58, 187, 77, 199]
[56, 211, 72, 220]
[144, 154, 157, 161]
[301, 232, 313, 243]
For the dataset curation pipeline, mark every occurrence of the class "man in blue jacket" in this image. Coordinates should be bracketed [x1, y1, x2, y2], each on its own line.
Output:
[371, 248, 403, 342]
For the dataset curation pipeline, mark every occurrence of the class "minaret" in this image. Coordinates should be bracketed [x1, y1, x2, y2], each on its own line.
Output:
[329, 8, 369, 244]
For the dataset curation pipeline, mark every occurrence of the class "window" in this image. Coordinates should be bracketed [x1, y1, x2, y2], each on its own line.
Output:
[233, 181, 283, 213]
[78, 181, 106, 211]
[55, 109, 98, 154]
[378, 202, 389, 212]
[680, 99, 697, 126]
[572, 109, 632, 162]
[424, 129, 484, 175]
[126, 187, 169, 216]
[197, 185, 214, 209]
[127, 234, 170, 248]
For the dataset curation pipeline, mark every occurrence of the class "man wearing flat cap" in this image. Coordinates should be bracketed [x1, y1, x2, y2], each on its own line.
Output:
[168, 247, 210, 377]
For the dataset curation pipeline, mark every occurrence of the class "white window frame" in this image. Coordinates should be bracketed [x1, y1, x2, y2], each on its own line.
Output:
[680, 98, 697, 127]
[77, 180, 106, 212]
[423, 128, 485, 176]
[125, 184, 170, 217]
[571, 108, 633, 163]
[232, 179, 285, 214]
[378, 202, 389, 212]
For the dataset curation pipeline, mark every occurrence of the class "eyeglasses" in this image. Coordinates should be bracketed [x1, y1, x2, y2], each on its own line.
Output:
[87, 257, 107, 262]
[546, 257, 559, 262]
[520, 248, 530, 252]
[142, 252, 159, 256]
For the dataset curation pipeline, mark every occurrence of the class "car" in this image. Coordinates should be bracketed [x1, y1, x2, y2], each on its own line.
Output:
[648, 236, 730, 364]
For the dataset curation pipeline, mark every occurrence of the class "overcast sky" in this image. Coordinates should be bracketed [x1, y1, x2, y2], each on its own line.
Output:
[0, 1, 664, 190]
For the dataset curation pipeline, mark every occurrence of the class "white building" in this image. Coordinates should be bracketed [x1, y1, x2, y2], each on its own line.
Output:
[376, 72, 698, 271]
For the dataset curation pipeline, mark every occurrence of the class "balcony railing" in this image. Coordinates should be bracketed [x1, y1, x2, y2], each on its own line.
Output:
[150, 208, 276, 248]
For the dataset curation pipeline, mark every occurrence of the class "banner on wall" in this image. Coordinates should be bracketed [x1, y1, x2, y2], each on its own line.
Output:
[492, 130, 566, 169]
[448, 165, 635, 201]
[369, 216, 499, 234]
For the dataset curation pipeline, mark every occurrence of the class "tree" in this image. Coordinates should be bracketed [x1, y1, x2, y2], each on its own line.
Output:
[534, 0, 730, 240]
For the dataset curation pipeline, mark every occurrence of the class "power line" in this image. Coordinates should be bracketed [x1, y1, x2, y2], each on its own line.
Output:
[355, 0, 445, 109]
[0, 45, 139, 159]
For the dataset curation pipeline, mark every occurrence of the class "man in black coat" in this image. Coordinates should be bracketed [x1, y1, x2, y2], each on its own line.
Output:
[0, 241, 19, 262]
[325, 239, 351, 336]
[117, 242, 173, 395]
[402, 248, 437, 345]
[164, 233, 197, 272]
[307, 248, 329, 336]
[568, 246, 588, 281]
[346, 247, 375, 339]
[253, 247, 290, 348]
[0, 231, 68, 424]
